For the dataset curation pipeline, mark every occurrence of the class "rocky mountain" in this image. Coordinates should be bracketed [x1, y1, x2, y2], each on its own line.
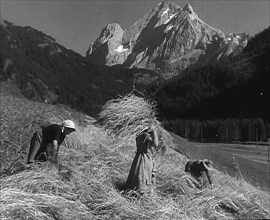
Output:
[0, 20, 133, 114]
[86, 2, 248, 77]
[149, 26, 270, 122]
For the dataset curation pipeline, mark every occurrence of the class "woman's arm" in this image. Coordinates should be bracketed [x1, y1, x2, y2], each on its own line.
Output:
[150, 127, 158, 147]
[205, 170, 213, 189]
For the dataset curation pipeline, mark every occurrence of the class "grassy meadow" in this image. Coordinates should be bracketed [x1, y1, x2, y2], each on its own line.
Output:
[0, 92, 270, 220]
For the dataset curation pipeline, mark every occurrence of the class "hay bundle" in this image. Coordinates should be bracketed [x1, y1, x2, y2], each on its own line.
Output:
[98, 93, 173, 149]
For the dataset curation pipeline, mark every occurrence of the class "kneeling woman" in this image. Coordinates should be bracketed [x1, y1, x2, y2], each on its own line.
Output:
[185, 159, 213, 189]
[126, 120, 158, 196]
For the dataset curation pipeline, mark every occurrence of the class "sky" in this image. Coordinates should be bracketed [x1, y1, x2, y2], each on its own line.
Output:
[1, 0, 269, 56]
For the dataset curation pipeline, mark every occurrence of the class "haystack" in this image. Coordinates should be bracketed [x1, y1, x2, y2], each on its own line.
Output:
[98, 93, 173, 150]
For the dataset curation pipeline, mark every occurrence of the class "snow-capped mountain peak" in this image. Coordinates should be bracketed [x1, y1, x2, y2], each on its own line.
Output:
[86, 2, 248, 75]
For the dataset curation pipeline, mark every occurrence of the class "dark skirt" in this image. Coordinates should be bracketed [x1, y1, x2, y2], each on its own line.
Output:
[27, 129, 47, 163]
[126, 152, 156, 195]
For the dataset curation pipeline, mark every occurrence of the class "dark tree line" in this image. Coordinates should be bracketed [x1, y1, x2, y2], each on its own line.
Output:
[164, 118, 270, 142]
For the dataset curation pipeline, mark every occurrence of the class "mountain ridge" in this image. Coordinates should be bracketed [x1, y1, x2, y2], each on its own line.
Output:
[86, 2, 248, 77]
[0, 20, 133, 115]
[1, 11, 267, 125]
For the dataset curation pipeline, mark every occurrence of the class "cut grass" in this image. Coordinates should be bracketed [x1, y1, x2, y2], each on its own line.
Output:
[0, 94, 269, 219]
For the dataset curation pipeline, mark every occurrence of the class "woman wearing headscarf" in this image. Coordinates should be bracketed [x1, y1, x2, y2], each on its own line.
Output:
[27, 120, 76, 164]
[185, 159, 213, 189]
[126, 119, 159, 196]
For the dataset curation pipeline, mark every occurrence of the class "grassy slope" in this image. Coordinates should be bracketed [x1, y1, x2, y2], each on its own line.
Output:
[0, 92, 269, 220]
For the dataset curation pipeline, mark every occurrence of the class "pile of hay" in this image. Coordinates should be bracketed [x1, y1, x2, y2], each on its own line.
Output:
[98, 93, 173, 149]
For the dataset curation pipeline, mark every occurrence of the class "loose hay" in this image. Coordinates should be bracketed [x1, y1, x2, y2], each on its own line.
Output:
[0, 188, 93, 220]
[98, 93, 173, 149]
[2, 94, 270, 220]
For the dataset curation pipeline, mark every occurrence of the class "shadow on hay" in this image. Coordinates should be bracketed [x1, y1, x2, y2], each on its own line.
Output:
[114, 180, 127, 192]
[218, 202, 239, 215]
[157, 184, 186, 197]
[1, 160, 73, 183]
[0, 160, 27, 177]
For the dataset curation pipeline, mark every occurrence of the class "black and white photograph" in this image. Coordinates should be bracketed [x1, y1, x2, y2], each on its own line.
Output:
[1, 0, 269, 219]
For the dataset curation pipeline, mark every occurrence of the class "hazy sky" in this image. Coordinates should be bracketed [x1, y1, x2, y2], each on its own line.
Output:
[1, 0, 269, 56]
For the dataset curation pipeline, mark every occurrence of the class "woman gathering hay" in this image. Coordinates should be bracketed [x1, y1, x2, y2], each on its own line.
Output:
[98, 93, 173, 196]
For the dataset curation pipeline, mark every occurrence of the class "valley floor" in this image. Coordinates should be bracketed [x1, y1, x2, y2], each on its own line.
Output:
[198, 143, 269, 164]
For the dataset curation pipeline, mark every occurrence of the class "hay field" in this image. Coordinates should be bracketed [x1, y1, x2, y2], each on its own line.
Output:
[1, 94, 270, 219]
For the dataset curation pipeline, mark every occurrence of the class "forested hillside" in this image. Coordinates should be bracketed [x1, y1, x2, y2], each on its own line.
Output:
[0, 20, 133, 115]
[149, 27, 270, 141]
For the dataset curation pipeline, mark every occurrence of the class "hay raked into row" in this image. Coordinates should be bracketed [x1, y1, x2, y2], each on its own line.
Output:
[98, 93, 173, 150]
